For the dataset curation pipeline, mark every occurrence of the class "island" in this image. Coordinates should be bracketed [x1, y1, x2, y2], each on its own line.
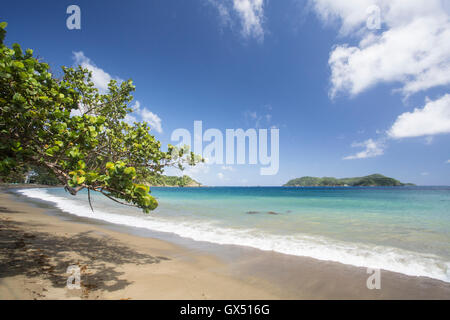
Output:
[283, 174, 414, 187]
[144, 175, 202, 187]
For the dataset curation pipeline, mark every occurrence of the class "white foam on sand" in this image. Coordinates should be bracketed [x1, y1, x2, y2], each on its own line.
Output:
[19, 188, 450, 283]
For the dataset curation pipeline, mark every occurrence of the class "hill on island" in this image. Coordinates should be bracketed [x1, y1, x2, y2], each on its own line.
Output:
[144, 175, 202, 187]
[283, 174, 414, 187]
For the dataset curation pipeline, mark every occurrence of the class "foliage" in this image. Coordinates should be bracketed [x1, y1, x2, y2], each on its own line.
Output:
[0, 164, 60, 185]
[29, 165, 61, 185]
[283, 174, 412, 187]
[0, 22, 202, 213]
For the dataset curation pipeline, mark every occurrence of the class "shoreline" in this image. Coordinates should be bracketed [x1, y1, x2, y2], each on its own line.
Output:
[1, 188, 450, 299]
[0, 190, 279, 299]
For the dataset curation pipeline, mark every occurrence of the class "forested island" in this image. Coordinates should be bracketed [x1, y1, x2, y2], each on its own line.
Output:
[283, 174, 414, 187]
[144, 175, 202, 187]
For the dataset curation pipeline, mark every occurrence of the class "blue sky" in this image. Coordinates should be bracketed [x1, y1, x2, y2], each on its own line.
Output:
[2, 0, 450, 185]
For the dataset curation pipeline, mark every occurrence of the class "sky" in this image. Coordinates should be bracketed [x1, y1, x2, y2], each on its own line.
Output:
[2, 0, 450, 186]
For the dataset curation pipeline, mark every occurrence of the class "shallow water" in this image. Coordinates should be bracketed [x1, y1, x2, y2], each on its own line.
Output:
[19, 186, 450, 282]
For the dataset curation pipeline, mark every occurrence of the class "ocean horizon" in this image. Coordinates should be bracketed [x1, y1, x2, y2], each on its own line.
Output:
[18, 186, 450, 283]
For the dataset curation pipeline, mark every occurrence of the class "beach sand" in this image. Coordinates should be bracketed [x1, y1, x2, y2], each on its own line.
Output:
[1, 187, 449, 300]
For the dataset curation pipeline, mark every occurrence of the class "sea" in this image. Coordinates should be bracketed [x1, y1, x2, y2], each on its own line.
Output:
[18, 186, 450, 282]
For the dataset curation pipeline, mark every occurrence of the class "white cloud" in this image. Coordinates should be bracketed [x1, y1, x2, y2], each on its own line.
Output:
[131, 101, 141, 111]
[311, 0, 374, 35]
[124, 100, 163, 134]
[387, 94, 450, 139]
[209, 0, 265, 41]
[208, 0, 232, 27]
[217, 172, 225, 180]
[343, 138, 385, 160]
[446, 160, 450, 164]
[233, 0, 265, 41]
[123, 113, 137, 125]
[312, 1, 450, 158]
[124, 101, 140, 124]
[140, 108, 163, 134]
[346, 94, 450, 159]
[311, 0, 450, 98]
[244, 110, 273, 128]
[72, 51, 122, 93]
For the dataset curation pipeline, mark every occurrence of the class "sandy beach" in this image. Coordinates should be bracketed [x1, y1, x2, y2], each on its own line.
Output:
[1, 187, 449, 300]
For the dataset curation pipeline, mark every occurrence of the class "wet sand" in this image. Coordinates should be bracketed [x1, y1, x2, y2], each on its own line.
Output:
[0, 188, 449, 300]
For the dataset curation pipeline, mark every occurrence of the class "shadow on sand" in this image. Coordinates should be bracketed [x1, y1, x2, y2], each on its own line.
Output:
[0, 217, 170, 297]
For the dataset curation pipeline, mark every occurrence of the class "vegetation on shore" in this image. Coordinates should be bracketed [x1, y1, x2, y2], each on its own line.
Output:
[1, 166, 201, 187]
[0, 165, 60, 185]
[284, 174, 414, 187]
[0, 22, 202, 213]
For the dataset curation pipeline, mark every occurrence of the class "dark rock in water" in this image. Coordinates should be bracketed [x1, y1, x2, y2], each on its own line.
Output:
[286, 210, 292, 213]
[246, 211, 281, 215]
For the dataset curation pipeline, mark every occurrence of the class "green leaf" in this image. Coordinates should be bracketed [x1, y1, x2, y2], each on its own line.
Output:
[106, 162, 114, 170]
[124, 167, 136, 176]
[77, 160, 86, 169]
[13, 61, 24, 69]
[76, 176, 85, 184]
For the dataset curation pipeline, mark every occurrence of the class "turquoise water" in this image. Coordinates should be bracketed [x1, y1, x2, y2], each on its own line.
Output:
[153, 187, 450, 256]
[19, 186, 450, 282]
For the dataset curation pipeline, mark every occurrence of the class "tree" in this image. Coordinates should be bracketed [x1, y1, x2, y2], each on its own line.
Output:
[0, 22, 202, 213]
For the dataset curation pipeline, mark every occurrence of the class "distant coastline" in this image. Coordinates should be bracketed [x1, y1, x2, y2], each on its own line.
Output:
[283, 174, 415, 187]
[143, 175, 202, 187]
